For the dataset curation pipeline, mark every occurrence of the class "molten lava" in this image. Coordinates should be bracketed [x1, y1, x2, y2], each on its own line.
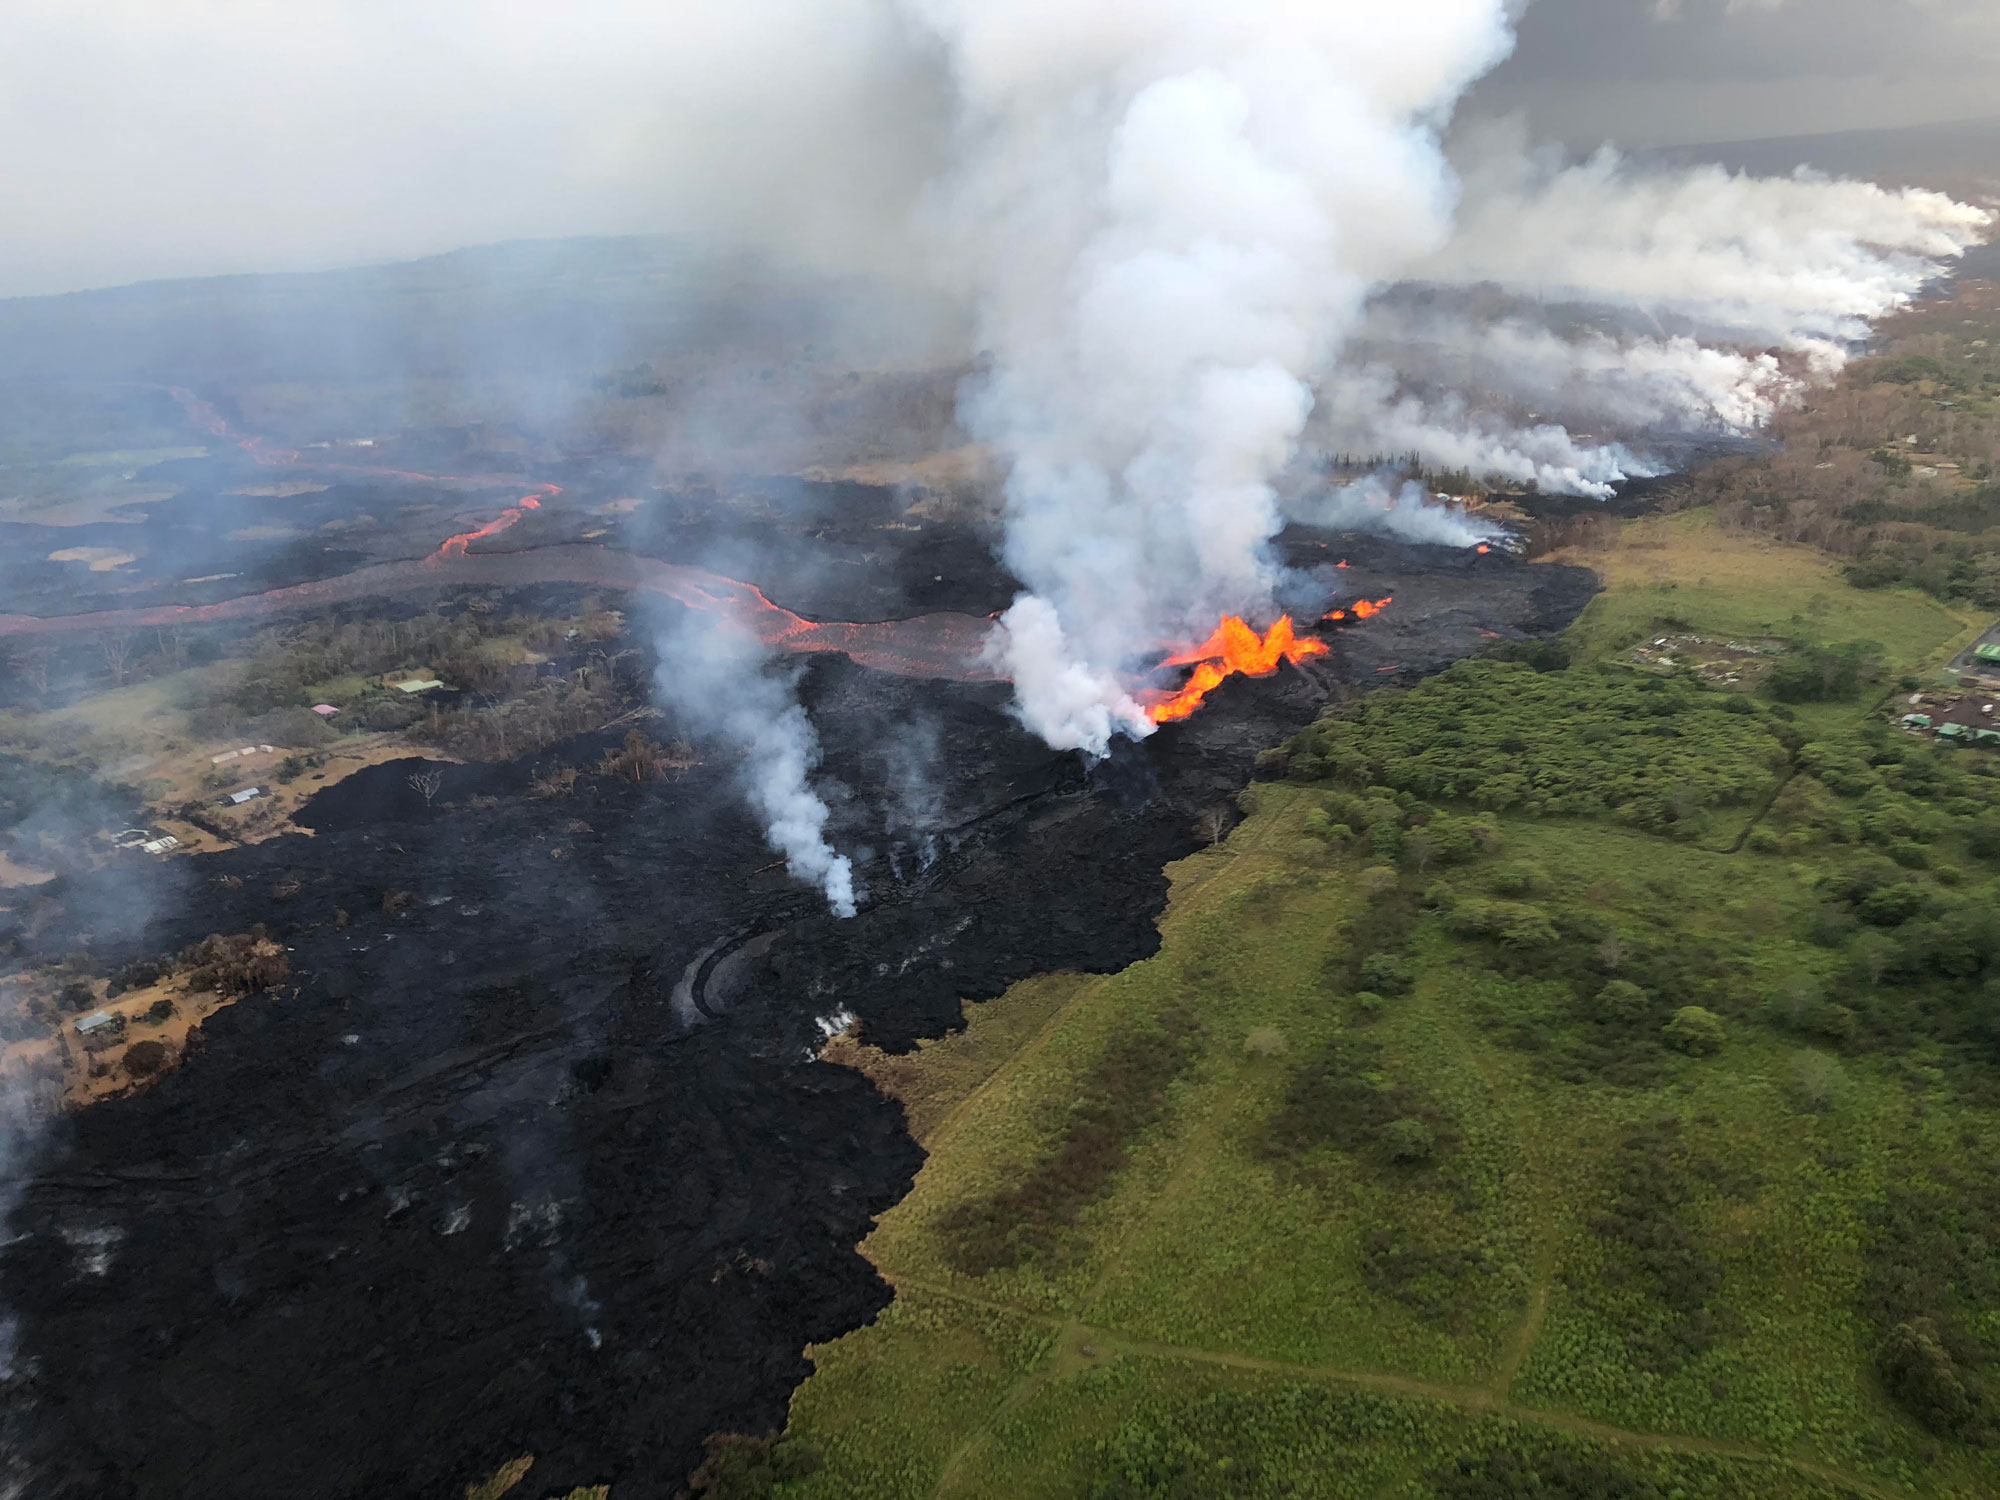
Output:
[429, 488, 559, 562]
[1324, 596, 1392, 623]
[1146, 615, 1329, 725]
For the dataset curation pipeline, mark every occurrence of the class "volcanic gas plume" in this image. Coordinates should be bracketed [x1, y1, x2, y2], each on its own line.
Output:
[897, 0, 1990, 758]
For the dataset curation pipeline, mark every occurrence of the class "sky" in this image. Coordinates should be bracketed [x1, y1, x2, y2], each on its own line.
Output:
[1466, 0, 2000, 148]
[0, 0, 1993, 300]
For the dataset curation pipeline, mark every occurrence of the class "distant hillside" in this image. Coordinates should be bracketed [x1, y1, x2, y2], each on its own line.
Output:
[1649, 114, 2000, 208]
[0, 236, 964, 388]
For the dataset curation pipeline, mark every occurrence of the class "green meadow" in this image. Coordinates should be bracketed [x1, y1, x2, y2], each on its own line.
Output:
[724, 512, 2000, 1500]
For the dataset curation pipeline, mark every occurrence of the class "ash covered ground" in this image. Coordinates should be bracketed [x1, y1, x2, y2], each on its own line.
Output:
[0, 497, 1594, 1498]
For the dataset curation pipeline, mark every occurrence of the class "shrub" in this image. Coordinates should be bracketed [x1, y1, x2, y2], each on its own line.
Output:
[1490, 863, 1546, 896]
[122, 1039, 169, 1078]
[1358, 953, 1415, 995]
[1381, 1117, 1436, 1164]
[1663, 1005, 1726, 1056]
[1593, 979, 1652, 1024]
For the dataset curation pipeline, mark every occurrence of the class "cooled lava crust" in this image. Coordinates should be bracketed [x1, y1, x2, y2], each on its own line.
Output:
[0, 527, 1596, 1499]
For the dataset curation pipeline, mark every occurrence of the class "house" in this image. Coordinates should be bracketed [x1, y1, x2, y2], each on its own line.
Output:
[1902, 714, 1933, 729]
[226, 787, 266, 805]
[1975, 644, 2000, 664]
[311, 704, 340, 717]
[394, 679, 444, 695]
[140, 835, 179, 856]
[75, 1011, 118, 1037]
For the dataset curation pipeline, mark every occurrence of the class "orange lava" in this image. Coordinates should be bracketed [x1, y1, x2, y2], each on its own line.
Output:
[1476, 543, 1491, 554]
[429, 488, 559, 562]
[1146, 615, 1329, 725]
[1324, 596, 1392, 623]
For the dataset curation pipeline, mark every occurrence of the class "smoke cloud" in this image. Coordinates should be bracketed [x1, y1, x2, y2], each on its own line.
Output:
[1289, 476, 1509, 549]
[898, 2, 1988, 754]
[650, 612, 856, 918]
[1426, 129, 1992, 347]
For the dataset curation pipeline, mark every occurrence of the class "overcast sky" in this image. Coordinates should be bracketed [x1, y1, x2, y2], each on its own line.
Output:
[0, 0, 1993, 301]
[1467, 0, 2000, 148]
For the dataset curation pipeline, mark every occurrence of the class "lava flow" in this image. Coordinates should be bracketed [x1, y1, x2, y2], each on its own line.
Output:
[1145, 615, 1329, 724]
[1325, 595, 1392, 623]
[429, 487, 560, 562]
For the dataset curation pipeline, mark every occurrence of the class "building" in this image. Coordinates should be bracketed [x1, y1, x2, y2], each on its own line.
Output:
[75, 1011, 118, 1037]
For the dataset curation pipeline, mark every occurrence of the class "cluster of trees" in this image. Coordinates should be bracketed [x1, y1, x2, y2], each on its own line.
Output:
[1864, 1168, 2000, 1440]
[175, 929, 291, 997]
[211, 601, 621, 720]
[1275, 662, 1790, 836]
[1764, 639, 1886, 703]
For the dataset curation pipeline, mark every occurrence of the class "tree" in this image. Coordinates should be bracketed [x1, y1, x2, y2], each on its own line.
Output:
[1663, 1005, 1726, 1056]
[1194, 805, 1231, 846]
[1381, 1117, 1435, 1164]
[1879, 1318, 1978, 1435]
[407, 767, 445, 806]
[1402, 829, 1437, 873]
[1791, 1050, 1843, 1112]
[97, 631, 135, 687]
[6, 643, 52, 696]
[1594, 979, 1651, 1024]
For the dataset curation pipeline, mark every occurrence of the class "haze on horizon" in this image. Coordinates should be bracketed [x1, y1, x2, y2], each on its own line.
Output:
[0, 0, 1994, 302]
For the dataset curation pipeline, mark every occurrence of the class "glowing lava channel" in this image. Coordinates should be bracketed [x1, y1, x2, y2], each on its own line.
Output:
[429, 488, 560, 562]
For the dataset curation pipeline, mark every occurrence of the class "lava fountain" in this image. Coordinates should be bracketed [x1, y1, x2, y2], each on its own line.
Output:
[1144, 615, 1331, 725]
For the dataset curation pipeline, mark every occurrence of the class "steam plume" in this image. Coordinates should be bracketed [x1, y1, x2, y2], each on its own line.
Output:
[910, 1, 1516, 753]
[651, 612, 856, 918]
[1290, 475, 1507, 549]
[899, 3, 1988, 753]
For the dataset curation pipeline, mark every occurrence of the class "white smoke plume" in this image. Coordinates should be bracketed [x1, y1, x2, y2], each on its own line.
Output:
[1318, 365, 1657, 501]
[650, 612, 856, 918]
[1290, 475, 1508, 549]
[897, 2, 1988, 755]
[907, 1, 1518, 753]
[1426, 130, 1993, 348]
[1351, 303, 1806, 434]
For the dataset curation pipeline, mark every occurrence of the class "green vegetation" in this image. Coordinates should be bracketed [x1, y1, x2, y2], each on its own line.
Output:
[722, 513, 2000, 1500]
[1675, 281, 2000, 609]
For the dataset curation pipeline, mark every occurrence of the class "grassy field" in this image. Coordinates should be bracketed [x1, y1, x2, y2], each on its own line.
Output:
[738, 514, 2000, 1500]
[1546, 509, 1981, 675]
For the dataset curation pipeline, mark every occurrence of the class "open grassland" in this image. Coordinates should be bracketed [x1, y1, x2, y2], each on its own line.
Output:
[753, 515, 2000, 1500]
[1547, 509, 1980, 676]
